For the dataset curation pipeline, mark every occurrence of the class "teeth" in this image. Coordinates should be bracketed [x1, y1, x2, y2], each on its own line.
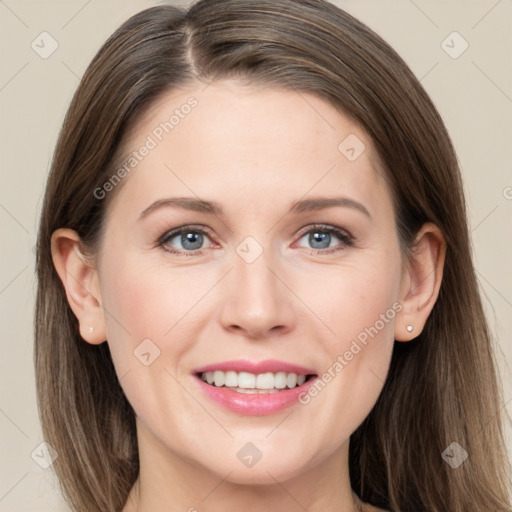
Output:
[274, 372, 287, 389]
[224, 371, 238, 387]
[234, 388, 281, 394]
[200, 370, 310, 390]
[213, 370, 225, 387]
[287, 373, 297, 388]
[238, 371, 256, 389]
[256, 372, 274, 389]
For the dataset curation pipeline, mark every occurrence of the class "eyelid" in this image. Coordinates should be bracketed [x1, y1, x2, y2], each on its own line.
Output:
[293, 223, 355, 252]
[157, 224, 215, 245]
[295, 223, 353, 240]
[157, 223, 355, 256]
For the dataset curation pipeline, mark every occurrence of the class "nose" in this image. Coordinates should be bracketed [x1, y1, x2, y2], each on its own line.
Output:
[218, 245, 297, 340]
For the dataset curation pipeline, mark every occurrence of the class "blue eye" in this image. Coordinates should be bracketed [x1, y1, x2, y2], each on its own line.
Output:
[158, 226, 211, 256]
[158, 224, 354, 257]
[295, 224, 354, 254]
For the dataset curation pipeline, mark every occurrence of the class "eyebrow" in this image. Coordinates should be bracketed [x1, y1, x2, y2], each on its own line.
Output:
[138, 196, 372, 220]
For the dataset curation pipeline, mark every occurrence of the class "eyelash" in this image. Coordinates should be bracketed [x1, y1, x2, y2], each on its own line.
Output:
[157, 224, 355, 257]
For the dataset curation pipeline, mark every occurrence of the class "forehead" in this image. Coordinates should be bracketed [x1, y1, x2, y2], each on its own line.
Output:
[106, 80, 392, 223]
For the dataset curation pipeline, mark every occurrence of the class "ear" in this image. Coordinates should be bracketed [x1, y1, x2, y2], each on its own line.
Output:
[394, 222, 446, 342]
[50, 228, 106, 345]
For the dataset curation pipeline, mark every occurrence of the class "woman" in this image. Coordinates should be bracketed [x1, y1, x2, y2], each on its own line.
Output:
[34, 0, 511, 511]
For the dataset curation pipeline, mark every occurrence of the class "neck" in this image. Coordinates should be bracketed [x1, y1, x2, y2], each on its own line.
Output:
[123, 418, 363, 512]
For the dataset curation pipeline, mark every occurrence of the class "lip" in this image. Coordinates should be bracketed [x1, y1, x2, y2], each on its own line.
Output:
[193, 359, 317, 375]
[192, 359, 318, 416]
[194, 374, 319, 416]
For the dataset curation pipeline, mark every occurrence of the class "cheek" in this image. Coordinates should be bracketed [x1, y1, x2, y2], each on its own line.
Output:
[300, 254, 401, 355]
[301, 253, 402, 419]
[97, 257, 209, 429]
[98, 255, 213, 373]
[339, 271, 399, 351]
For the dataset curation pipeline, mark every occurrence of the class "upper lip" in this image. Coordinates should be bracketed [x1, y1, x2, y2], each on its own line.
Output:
[193, 359, 317, 376]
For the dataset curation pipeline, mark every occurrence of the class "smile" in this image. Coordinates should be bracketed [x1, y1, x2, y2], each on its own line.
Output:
[192, 360, 319, 415]
[198, 370, 315, 393]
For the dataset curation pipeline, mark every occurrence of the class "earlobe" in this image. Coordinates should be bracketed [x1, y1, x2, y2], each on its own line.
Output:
[50, 228, 106, 345]
[395, 222, 446, 342]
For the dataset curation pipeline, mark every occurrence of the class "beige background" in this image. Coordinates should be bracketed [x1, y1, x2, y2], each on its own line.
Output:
[0, 0, 511, 510]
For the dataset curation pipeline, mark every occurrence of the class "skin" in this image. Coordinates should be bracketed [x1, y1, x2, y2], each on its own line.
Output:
[51, 80, 446, 512]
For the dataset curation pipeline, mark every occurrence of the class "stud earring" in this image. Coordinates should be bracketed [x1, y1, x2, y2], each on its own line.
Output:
[88, 326, 94, 333]
[406, 325, 413, 333]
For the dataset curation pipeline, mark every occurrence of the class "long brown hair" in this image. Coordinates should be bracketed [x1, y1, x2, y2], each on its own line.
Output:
[35, 1, 511, 510]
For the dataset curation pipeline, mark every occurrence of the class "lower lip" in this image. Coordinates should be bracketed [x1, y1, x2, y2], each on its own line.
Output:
[194, 375, 318, 416]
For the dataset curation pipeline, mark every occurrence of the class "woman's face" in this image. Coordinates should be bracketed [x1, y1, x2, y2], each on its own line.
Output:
[95, 80, 406, 484]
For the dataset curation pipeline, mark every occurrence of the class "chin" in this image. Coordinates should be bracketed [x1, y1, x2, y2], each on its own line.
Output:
[197, 450, 315, 486]
[218, 465, 300, 486]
